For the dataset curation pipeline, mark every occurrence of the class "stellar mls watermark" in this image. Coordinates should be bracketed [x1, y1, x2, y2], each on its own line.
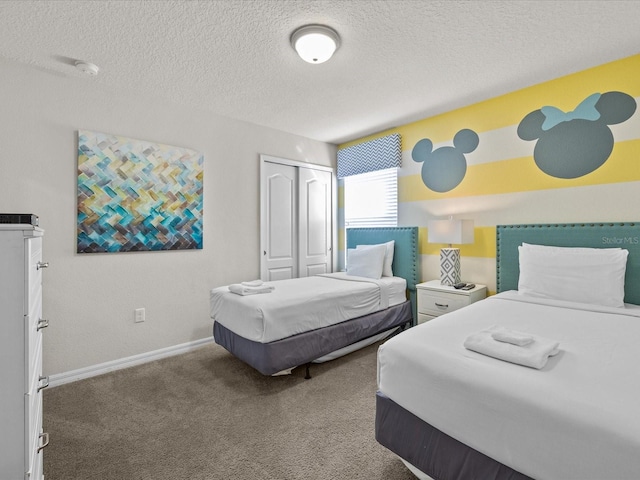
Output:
[602, 236, 639, 245]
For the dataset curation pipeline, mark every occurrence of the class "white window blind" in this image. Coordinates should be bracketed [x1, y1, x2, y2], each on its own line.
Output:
[344, 168, 398, 227]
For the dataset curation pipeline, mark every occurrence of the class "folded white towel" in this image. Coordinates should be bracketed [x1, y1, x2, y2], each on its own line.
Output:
[464, 325, 560, 369]
[491, 326, 534, 346]
[228, 283, 274, 296]
[241, 280, 264, 287]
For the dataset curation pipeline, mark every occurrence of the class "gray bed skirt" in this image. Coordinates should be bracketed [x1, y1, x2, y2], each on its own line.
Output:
[375, 391, 532, 480]
[213, 300, 412, 376]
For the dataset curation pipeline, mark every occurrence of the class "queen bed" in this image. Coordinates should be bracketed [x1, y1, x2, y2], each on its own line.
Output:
[376, 222, 640, 480]
[211, 227, 418, 377]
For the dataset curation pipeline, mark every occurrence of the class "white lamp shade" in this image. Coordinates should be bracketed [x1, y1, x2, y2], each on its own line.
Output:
[427, 219, 474, 245]
[291, 25, 340, 64]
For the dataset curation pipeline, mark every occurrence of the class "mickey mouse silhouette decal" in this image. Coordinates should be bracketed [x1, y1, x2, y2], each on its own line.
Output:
[518, 91, 637, 179]
[412, 129, 480, 192]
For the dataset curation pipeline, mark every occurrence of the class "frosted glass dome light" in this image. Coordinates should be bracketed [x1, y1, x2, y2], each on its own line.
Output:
[291, 25, 340, 64]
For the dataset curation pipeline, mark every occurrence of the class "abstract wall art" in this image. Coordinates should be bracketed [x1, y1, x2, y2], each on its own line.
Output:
[77, 130, 204, 253]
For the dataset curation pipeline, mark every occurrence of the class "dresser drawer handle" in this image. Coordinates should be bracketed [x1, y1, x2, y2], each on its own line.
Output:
[37, 319, 50, 331]
[37, 261, 49, 270]
[435, 302, 449, 308]
[38, 375, 50, 392]
[37, 432, 50, 452]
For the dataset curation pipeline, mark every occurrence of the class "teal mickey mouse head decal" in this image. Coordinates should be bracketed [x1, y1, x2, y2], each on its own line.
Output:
[518, 91, 636, 179]
[412, 129, 479, 192]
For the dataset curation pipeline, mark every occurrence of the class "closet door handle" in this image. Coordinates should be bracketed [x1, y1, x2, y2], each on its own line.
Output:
[37, 432, 50, 452]
[37, 261, 49, 270]
[37, 318, 49, 331]
[38, 375, 50, 392]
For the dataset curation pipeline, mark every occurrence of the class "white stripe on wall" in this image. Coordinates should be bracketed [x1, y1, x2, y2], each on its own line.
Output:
[399, 181, 640, 227]
[399, 96, 640, 175]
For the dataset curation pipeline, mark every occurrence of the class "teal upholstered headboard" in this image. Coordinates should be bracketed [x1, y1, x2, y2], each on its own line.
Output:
[497, 223, 640, 305]
[347, 227, 420, 321]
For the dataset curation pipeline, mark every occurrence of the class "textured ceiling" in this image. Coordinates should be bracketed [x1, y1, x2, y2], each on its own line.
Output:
[1, 0, 640, 144]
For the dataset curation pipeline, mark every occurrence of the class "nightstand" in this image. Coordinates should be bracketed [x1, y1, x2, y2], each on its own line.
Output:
[416, 280, 487, 324]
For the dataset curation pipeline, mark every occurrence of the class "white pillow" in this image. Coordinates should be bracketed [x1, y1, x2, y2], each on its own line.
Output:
[518, 243, 628, 308]
[347, 244, 387, 279]
[521, 242, 622, 253]
[356, 241, 395, 276]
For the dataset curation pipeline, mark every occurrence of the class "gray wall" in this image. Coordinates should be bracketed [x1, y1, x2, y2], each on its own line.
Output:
[0, 58, 336, 375]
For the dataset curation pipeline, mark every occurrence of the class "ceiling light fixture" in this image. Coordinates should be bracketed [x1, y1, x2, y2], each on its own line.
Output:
[290, 24, 340, 64]
[75, 61, 100, 76]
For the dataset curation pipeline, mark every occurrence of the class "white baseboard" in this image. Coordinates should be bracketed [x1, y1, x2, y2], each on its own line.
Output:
[48, 337, 215, 388]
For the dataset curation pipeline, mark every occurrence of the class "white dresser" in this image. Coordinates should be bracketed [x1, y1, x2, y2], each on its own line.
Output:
[0, 225, 49, 480]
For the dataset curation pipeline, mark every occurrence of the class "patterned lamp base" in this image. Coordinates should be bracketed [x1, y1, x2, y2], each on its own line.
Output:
[440, 248, 461, 285]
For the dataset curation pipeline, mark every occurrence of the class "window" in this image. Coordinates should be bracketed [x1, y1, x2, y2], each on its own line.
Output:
[344, 167, 398, 227]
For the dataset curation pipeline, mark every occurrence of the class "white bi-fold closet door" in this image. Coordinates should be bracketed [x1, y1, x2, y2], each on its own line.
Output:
[260, 154, 334, 281]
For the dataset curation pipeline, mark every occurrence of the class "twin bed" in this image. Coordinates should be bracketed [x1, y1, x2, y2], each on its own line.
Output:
[376, 222, 640, 480]
[211, 222, 640, 478]
[210, 227, 418, 377]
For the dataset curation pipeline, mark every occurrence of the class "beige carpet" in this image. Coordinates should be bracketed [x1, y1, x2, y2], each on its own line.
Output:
[43, 340, 417, 480]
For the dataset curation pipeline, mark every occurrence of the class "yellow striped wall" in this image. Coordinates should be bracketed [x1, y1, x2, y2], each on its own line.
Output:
[338, 53, 640, 293]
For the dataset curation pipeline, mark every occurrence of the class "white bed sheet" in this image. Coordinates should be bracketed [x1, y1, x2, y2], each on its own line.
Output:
[210, 273, 406, 343]
[377, 291, 640, 480]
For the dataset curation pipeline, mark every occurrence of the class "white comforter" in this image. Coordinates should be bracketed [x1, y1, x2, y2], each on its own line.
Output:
[377, 291, 640, 480]
[210, 273, 406, 343]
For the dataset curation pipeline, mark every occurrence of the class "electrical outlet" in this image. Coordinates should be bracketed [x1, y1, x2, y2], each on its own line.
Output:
[134, 308, 145, 323]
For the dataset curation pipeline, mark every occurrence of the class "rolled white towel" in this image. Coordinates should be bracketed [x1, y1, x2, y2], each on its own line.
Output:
[464, 325, 560, 369]
[241, 280, 264, 287]
[228, 283, 274, 296]
[491, 326, 534, 346]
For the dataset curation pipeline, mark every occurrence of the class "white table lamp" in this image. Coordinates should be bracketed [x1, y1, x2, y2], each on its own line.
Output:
[427, 218, 474, 285]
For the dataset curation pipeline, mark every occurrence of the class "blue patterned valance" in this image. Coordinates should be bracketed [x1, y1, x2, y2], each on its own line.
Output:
[337, 133, 402, 177]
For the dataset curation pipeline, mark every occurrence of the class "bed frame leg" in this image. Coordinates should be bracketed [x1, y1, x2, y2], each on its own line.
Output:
[304, 363, 312, 379]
